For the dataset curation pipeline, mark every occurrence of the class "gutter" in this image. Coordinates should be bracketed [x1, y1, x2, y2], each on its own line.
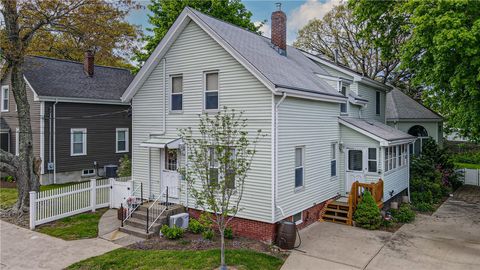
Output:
[272, 92, 287, 222]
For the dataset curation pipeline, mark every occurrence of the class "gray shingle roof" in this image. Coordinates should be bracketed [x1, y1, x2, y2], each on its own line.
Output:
[189, 8, 344, 98]
[386, 88, 442, 121]
[23, 56, 134, 101]
[340, 117, 415, 142]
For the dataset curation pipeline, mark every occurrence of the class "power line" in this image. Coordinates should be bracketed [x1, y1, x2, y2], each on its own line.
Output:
[1, 109, 130, 120]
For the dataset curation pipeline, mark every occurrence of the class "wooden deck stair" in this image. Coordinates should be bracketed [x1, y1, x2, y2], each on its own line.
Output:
[320, 179, 384, 226]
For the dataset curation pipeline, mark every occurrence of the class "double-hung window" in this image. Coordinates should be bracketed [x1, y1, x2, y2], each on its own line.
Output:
[1, 85, 9, 112]
[295, 147, 304, 188]
[330, 143, 337, 177]
[71, 128, 87, 156]
[116, 128, 129, 153]
[205, 72, 219, 110]
[368, 148, 377, 173]
[340, 85, 347, 114]
[171, 76, 183, 111]
[208, 148, 219, 185]
[375, 91, 381, 115]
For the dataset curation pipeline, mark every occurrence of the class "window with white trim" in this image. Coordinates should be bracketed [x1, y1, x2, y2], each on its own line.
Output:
[1, 85, 9, 112]
[205, 72, 219, 110]
[82, 169, 95, 176]
[340, 85, 347, 113]
[208, 147, 219, 186]
[295, 147, 304, 188]
[375, 91, 381, 115]
[384, 144, 408, 172]
[330, 143, 337, 177]
[293, 212, 303, 225]
[71, 128, 87, 156]
[368, 148, 377, 173]
[171, 75, 183, 111]
[15, 128, 19, 156]
[116, 128, 129, 153]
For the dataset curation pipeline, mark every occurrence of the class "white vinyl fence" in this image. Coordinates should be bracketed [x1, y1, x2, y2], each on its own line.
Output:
[458, 168, 480, 186]
[29, 178, 117, 229]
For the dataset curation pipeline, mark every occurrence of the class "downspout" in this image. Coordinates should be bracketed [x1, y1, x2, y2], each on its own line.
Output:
[53, 99, 58, 184]
[48, 106, 52, 182]
[273, 92, 287, 221]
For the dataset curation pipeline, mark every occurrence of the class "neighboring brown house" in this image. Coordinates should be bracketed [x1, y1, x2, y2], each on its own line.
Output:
[0, 54, 133, 184]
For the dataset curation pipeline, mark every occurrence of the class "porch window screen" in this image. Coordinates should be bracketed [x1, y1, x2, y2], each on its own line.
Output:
[171, 76, 183, 111]
[205, 72, 219, 110]
[331, 143, 337, 176]
[295, 147, 304, 188]
[368, 148, 377, 172]
[348, 150, 363, 171]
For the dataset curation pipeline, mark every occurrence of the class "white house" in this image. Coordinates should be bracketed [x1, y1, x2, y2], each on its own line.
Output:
[121, 7, 415, 242]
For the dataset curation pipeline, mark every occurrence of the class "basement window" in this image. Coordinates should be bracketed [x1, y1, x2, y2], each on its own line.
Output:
[82, 169, 95, 177]
[293, 212, 303, 225]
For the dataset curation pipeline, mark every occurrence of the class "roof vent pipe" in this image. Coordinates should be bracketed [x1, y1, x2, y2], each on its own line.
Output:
[271, 3, 287, 56]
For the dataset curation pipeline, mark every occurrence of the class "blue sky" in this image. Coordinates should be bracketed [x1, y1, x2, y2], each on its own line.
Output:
[127, 0, 340, 45]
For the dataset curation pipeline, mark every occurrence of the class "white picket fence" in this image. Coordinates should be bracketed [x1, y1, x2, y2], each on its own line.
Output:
[29, 178, 112, 229]
[458, 168, 480, 186]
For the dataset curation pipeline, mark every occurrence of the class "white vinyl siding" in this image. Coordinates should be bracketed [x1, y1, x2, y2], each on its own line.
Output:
[352, 82, 385, 122]
[116, 128, 129, 153]
[276, 97, 341, 221]
[131, 21, 272, 222]
[70, 128, 87, 156]
[1, 85, 9, 112]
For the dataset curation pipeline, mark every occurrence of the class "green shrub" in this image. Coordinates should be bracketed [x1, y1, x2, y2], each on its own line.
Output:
[4, 176, 14, 183]
[202, 229, 214, 240]
[391, 204, 415, 223]
[198, 212, 213, 229]
[381, 217, 397, 228]
[414, 202, 434, 212]
[188, 219, 204, 234]
[354, 191, 382, 230]
[160, 225, 184, 239]
[117, 155, 131, 177]
[224, 227, 234, 239]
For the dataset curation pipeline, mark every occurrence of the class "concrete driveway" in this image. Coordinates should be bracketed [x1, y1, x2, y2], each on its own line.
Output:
[0, 220, 120, 270]
[282, 186, 480, 270]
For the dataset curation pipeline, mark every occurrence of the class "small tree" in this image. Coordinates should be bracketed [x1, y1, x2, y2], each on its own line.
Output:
[179, 107, 263, 270]
[354, 191, 382, 230]
[117, 155, 132, 177]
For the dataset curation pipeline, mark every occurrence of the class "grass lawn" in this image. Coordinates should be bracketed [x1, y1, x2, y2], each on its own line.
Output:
[0, 181, 86, 209]
[455, 162, 480, 169]
[0, 188, 17, 209]
[68, 248, 284, 270]
[36, 208, 108, 240]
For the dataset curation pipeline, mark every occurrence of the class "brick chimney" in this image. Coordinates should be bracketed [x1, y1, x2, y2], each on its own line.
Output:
[84, 50, 94, 77]
[271, 3, 287, 56]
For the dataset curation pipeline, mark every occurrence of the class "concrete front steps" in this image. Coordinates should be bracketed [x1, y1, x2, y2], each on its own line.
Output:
[119, 203, 185, 239]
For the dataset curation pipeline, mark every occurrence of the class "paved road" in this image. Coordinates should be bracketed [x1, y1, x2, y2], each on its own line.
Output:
[0, 220, 120, 270]
[282, 186, 480, 270]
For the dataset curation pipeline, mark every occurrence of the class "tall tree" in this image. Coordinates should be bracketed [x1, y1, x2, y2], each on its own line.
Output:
[294, 4, 408, 84]
[0, 0, 138, 214]
[135, 0, 260, 66]
[179, 108, 263, 270]
[351, 0, 480, 142]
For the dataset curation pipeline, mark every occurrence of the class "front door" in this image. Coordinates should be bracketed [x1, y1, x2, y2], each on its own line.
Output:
[161, 148, 181, 203]
[345, 148, 367, 193]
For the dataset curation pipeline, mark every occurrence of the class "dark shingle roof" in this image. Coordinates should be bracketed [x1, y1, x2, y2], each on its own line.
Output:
[188, 8, 344, 98]
[340, 117, 415, 142]
[386, 88, 442, 121]
[23, 56, 134, 101]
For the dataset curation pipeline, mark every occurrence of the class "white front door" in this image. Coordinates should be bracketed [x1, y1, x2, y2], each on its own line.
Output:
[345, 148, 367, 193]
[161, 148, 181, 203]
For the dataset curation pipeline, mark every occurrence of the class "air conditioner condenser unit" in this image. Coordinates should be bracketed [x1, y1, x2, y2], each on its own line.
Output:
[169, 213, 189, 229]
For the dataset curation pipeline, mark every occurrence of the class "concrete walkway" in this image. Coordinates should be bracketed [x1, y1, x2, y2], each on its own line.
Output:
[282, 186, 480, 270]
[0, 220, 119, 270]
[98, 209, 143, 246]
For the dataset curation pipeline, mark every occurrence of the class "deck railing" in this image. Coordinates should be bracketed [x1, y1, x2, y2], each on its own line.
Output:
[348, 179, 384, 219]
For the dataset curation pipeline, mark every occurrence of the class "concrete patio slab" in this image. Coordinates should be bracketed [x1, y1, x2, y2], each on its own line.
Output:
[0, 220, 119, 270]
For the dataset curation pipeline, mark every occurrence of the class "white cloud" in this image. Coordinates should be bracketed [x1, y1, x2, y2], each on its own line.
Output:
[287, 0, 341, 44]
[255, 21, 271, 38]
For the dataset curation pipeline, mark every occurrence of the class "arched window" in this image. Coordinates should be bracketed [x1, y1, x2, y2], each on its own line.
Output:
[408, 125, 429, 155]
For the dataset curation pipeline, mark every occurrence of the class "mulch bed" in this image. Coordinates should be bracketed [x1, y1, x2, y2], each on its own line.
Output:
[0, 181, 16, 188]
[130, 231, 289, 259]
